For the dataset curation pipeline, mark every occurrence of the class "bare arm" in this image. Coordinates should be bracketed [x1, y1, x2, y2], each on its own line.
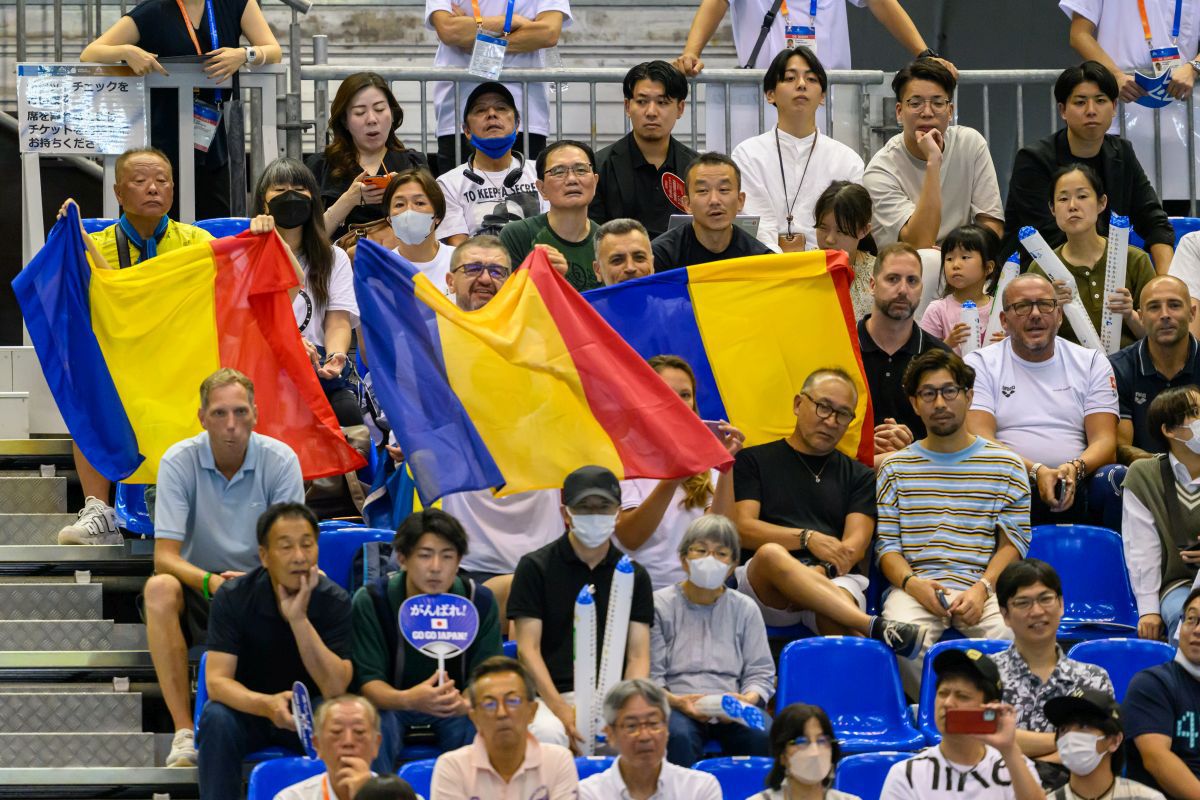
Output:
[1151, 242, 1175, 275]
[513, 617, 568, 714]
[976, 215, 1004, 239]
[898, 144, 942, 248]
[732, 499, 803, 551]
[1117, 419, 1156, 465]
[1015, 729, 1058, 759]
[865, 0, 928, 57]
[278, 569, 352, 699]
[1081, 412, 1118, 474]
[710, 469, 734, 517]
[614, 480, 683, 552]
[504, 10, 563, 54]
[237, 0, 282, 64]
[1135, 733, 1200, 797]
[674, 0, 729, 75]
[1068, 14, 1145, 102]
[623, 622, 650, 680]
[79, 16, 168, 75]
[322, 310, 354, 357]
[153, 538, 209, 593]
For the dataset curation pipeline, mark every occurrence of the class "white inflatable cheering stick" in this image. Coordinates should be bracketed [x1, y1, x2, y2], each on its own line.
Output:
[1019, 226, 1102, 350]
[983, 252, 1020, 344]
[571, 556, 635, 755]
[1100, 213, 1130, 355]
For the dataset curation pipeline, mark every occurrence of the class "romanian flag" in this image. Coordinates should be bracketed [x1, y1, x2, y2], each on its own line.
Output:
[13, 207, 365, 483]
[353, 240, 734, 504]
[586, 251, 874, 465]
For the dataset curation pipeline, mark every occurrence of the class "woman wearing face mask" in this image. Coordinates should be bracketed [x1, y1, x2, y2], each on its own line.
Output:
[750, 703, 859, 800]
[615, 355, 745, 590]
[383, 168, 454, 288]
[1121, 386, 1200, 643]
[251, 157, 363, 427]
[650, 515, 774, 767]
[1043, 690, 1162, 800]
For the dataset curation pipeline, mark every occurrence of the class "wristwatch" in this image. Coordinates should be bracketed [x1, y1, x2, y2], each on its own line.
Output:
[243, 46, 259, 69]
[979, 577, 995, 598]
[1190, 59, 1200, 76]
[917, 48, 940, 61]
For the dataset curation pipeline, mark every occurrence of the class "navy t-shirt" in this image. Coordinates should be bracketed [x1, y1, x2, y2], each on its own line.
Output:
[1123, 659, 1200, 791]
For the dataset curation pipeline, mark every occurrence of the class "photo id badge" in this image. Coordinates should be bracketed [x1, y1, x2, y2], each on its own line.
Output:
[192, 99, 220, 153]
[784, 12, 816, 54]
[469, 30, 508, 80]
[1151, 46, 1183, 77]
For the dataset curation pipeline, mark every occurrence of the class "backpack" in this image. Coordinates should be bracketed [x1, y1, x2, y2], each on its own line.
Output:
[351, 540, 398, 593]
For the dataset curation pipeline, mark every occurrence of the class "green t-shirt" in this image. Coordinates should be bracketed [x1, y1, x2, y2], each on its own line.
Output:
[350, 571, 502, 691]
[499, 213, 601, 291]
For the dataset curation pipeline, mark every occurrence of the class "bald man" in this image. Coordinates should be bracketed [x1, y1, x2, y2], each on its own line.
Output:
[1111, 275, 1200, 464]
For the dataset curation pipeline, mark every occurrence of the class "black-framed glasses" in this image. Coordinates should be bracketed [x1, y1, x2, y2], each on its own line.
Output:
[914, 385, 964, 404]
[545, 163, 593, 179]
[453, 262, 510, 280]
[1004, 299, 1058, 316]
[801, 392, 855, 426]
[616, 718, 667, 736]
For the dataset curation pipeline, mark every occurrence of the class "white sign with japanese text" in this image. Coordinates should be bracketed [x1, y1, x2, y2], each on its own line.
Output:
[17, 64, 147, 155]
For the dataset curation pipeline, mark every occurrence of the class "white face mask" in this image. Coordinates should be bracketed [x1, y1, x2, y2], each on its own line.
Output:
[687, 555, 730, 591]
[569, 512, 615, 548]
[1179, 420, 1200, 455]
[391, 209, 435, 246]
[1056, 731, 1105, 776]
[787, 748, 832, 785]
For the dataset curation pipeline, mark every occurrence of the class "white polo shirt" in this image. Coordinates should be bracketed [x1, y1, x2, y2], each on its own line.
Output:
[578, 757, 722, 800]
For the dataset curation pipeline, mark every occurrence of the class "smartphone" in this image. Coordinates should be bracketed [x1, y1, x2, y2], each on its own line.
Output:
[1181, 541, 1200, 553]
[360, 175, 391, 190]
[701, 419, 726, 438]
[943, 708, 998, 735]
[1054, 478, 1067, 503]
[936, 589, 950, 610]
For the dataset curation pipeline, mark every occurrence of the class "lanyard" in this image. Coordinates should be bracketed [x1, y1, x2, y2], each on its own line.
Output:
[774, 126, 817, 238]
[1136, 0, 1184, 45]
[779, 0, 818, 20]
[175, 0, 222, 100]
[470, 0, 516, 34]
[321, 776, 332, 800]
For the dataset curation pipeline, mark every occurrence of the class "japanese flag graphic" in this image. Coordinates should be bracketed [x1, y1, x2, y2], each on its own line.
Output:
[432, 618, 448, 629]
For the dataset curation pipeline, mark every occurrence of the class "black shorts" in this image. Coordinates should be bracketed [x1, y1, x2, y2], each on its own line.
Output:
[137, 579, 210, 648]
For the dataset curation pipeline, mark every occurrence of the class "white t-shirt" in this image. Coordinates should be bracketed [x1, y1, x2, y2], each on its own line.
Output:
[880, 745, 1038, 800]
[964, 337, 1119, 468]
[398, 241, 456, 292]
[579, 757, 722, 800]
[1169, 231, 1200, 299]
[441, 488, 563, 575]
[274, 772, 403, 800]
[617, 474, 715, 591]
[732, 127, 865, 253]
[424, 0, 573, 137]
[291, 245, 357, 348]
[437, 160, 547, 239]
[863, 126, 1004, 249]
[1058, 0, 1200, 200]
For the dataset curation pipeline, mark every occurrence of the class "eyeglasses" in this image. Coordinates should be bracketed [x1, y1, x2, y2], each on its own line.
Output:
[1007, 591, 1059, 612]
[686, 545, 734, 561]
[616, 718, 667, 736]
[1184, 615, 1200, 629]
[914, 385, 964, 404]
[545, 163, 593, 179]
[476, 695, 525, 715]
[791, 735, 834, 748]
[903, 96, 951, 112]
[1004, 299, 1059, 316]
[801, 392, 856, 426]
[453, 262, 510, 280]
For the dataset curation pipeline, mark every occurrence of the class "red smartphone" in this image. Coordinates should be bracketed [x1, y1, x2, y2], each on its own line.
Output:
[943, 708, 998, 735]
[360, 175, 391, 190]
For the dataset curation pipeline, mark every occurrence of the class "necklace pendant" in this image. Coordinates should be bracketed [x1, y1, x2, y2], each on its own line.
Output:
[814, 475, 821, 483]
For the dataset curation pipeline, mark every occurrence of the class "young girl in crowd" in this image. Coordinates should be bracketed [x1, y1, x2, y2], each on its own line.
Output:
[919, 224, 1000, 355]
[1030, 163, 1155, 350]
[812, 181, 875, 322]
[251, 157, 363, 427]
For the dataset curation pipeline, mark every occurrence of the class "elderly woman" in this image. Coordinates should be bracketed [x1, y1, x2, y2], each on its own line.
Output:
[650, 514, 775, 766]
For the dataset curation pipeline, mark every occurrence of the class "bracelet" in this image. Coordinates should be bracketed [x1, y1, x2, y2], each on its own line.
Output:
[1029, 462, 1043, 482]
[202, 571, 213, 601]
[799, 529, 811, 550]
[1071, 457, 1088, 481]
[901, 573, 915, 591]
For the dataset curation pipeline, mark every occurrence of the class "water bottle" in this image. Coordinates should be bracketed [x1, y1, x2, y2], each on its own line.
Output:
[960, 300, 980, 355]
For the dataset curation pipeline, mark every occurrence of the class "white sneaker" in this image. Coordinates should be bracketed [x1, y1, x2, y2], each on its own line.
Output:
[56, 496, 122, 545]
[166, 728, 197, 768]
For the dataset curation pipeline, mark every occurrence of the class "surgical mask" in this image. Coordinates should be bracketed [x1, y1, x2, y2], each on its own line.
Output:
[569, 512, 615, 548]
[1056, 731, 1105, 776]
[391, 210, 435, 246]
[687, 556, 729, 591]
[787, 749, 831, 785]
[470, 131, 518, 160]
[267, 190, 311, 230]
[1181, 420, 1200, 455]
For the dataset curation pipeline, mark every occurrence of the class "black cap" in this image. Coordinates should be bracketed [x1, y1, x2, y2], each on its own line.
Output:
[1044, 689, 1121, 728]
[933, 648, 1003, 700]
[464, 82, 516, 116]
[562, 465, 621, 506]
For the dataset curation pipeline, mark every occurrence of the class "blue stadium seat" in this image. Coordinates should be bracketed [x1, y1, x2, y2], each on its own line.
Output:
[764, 623, 816, 641]
[575, 755, 615, 780]
[318, 520, 364, 532]
[1027, 525, 1138, 639]
[397, 757, 436, 798]
[916, 638, 1011, 745]
[247, 756, 325, 799]
[317, 527, 394, 591]
[775, 637, 924, 753]
[1066, 638, 1175, 702]
[833, 751, 910, 798]
[502, 639, 517, 659]
[194, 217, 251, 237]
[194, 652, 295, 762]
[114, 483, 154, 537]
[82, 217, 116, 234]
[691, 756, 773, 800]
[1172, 217, 1200, 247]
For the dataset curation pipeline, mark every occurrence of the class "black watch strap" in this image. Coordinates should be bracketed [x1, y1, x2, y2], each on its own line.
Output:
[917, 48, 940, 60]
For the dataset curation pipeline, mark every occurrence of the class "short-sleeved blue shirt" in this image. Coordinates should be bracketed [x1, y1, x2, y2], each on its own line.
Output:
[1123, 659, 1200, 792]
[1110, 336, 1200, 454]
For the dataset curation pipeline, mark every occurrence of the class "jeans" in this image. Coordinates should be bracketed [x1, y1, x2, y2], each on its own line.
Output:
[374, 709, 476, 772]
[1164, 583, 1192, 645]
[198, 701, 303, 800]
[666, 709, 770, 767]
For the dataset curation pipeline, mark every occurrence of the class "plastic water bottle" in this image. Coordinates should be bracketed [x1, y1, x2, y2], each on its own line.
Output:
[960, 300, 979, 355]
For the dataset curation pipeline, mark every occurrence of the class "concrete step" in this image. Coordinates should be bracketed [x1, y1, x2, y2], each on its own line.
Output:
[0, 583, 102, 620]
[0, 541, 154, 578]
[0, 732, 155, 768]
[0, 513, 76, 546]
[0, 765, 198, 796]
[0, 621, 146, 651]
[0, 690, 142, 733]
[0, 476, 66, 514]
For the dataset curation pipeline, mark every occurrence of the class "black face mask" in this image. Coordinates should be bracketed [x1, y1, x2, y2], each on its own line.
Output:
[267, 190, 312, 230]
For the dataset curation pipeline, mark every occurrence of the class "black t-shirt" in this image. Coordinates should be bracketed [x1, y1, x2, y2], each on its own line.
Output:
[1110, 336, 1200, 455]
[651, 223, 772, 272]
[733, 438, 876, 564]
[208, 566, 352, 696]
[857, 315, 950, 439]
[306, 149, 429, 243]
[506, 535, 654, 694]
[1123, 659, 1200, 791]
[590, 134, 698, 241]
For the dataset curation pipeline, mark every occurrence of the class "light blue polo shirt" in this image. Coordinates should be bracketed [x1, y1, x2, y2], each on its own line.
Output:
[154, 431, 305, 573]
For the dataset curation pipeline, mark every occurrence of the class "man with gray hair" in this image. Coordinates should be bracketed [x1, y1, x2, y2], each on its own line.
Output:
[580, 679, 722, 798]
[651, 515, 774, 766]
[275, 694, 382, 800]
[592, 218, 655, 286]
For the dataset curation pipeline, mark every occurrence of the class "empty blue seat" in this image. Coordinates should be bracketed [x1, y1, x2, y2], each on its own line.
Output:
[193, 217, 251, 238]
[833, 751, 910, 798]
[317, 527, 394, 591]
[916, 638, 1011, 745]
[318, 520, 364, 532]
[691, 756, 773, 800]
[194, 652, 295, 762]
[575, 755, 615, 780]
[81, 217, 116, 234]
[247, 756, 324, 799]
[397, 757, 436, 799]
[776, 637, 924, 753]
[1027, 525, 1138, 639]
[114, 483, 154, 537]
[1172, 217, 1200, 247]
[502, 639, 517, 659]
[1067, 638, 1175, 702]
